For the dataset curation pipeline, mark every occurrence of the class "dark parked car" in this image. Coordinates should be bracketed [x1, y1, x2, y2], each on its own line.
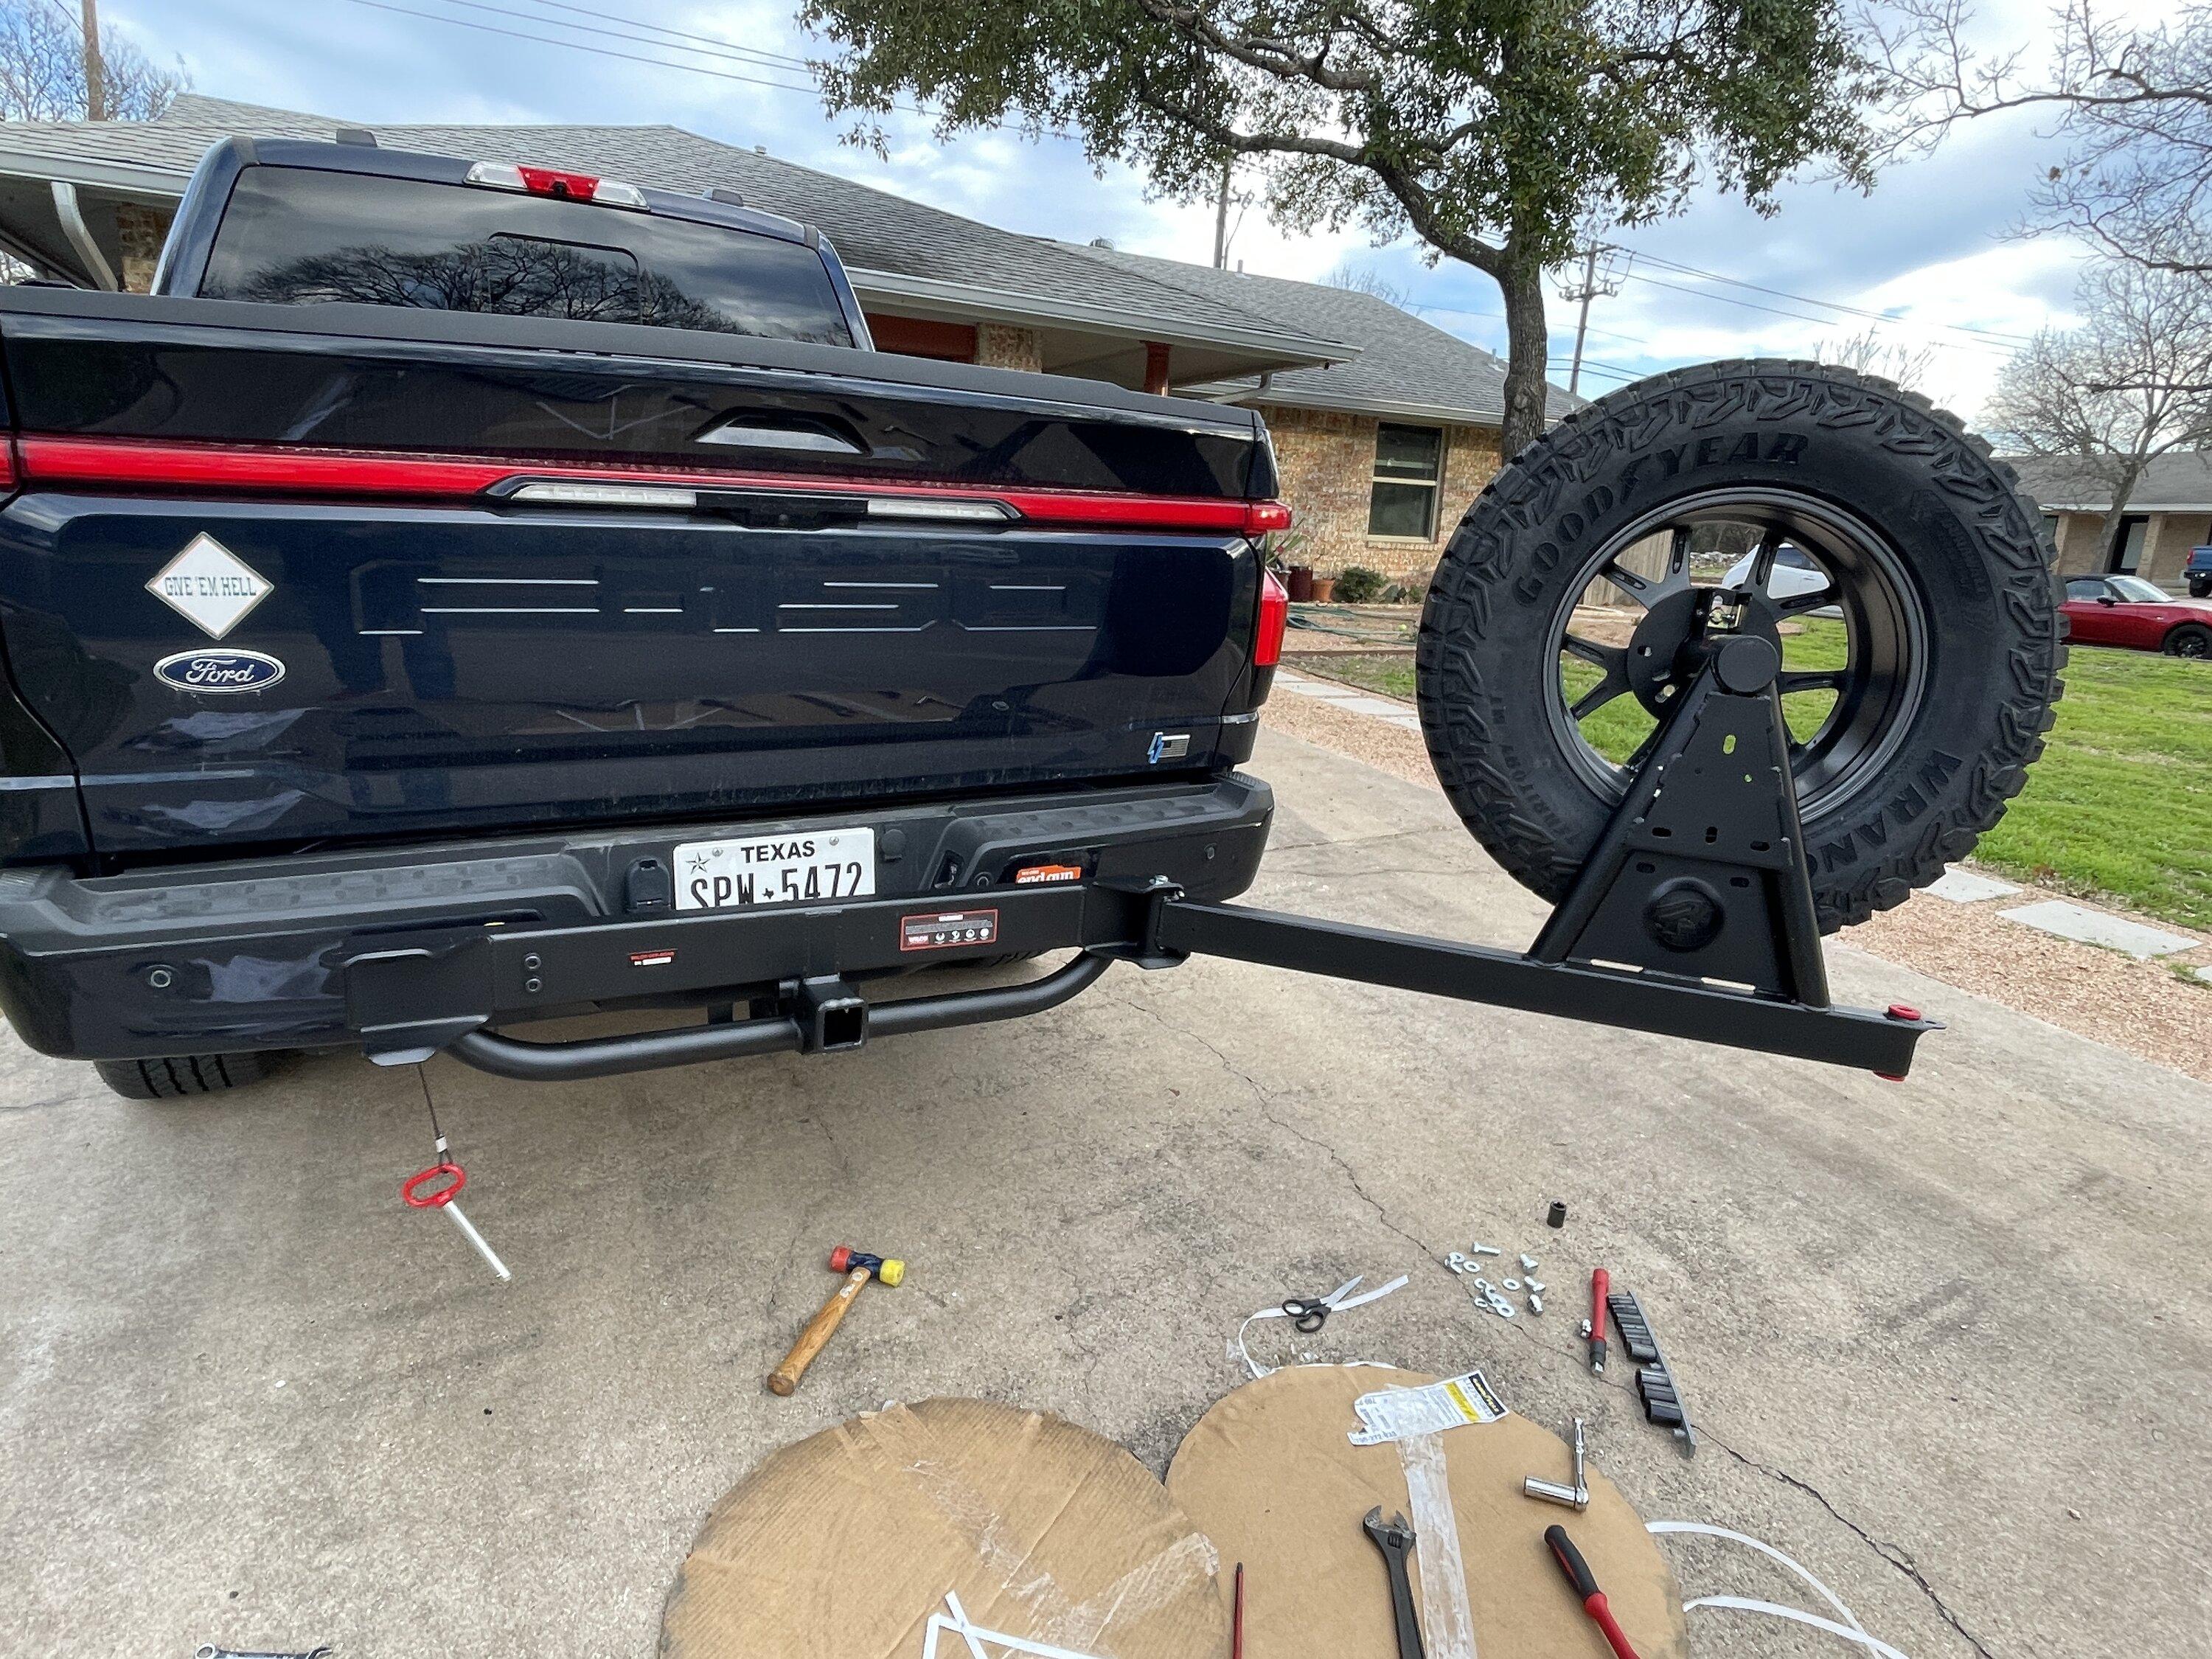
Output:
[2061, 574, 2212, 656]
[2185, 546, 2211, 599]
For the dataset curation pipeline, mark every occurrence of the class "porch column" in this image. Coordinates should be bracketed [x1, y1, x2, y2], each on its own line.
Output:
[1143, 341, 1170, 395]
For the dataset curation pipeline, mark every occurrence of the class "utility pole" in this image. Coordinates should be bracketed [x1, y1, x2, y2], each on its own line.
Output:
[1212, 160, 1232, 269]
[1555, 244, 1624, 396]
[79, 0, 105, 122]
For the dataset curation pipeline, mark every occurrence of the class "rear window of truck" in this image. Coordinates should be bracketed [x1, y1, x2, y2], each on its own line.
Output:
[198, 166, 855, 346]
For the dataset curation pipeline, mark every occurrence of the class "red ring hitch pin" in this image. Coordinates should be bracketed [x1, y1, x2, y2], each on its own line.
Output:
[401, 1160, 512, 1281]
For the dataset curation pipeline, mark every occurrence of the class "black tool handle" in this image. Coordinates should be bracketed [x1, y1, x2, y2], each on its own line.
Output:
[1545, 1524, 1599, 1601]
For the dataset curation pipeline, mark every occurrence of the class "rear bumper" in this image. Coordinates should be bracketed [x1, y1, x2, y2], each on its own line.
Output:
[0, 773, 1270, 1062]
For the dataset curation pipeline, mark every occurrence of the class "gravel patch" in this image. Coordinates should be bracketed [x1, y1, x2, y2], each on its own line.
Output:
[1263, 666, 2212, 1082]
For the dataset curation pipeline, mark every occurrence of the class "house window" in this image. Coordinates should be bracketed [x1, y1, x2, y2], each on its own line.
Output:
[1368, 423, 1444, 539]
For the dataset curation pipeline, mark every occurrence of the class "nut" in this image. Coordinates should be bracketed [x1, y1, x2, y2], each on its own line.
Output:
[1444, 1253, 1468, 1274]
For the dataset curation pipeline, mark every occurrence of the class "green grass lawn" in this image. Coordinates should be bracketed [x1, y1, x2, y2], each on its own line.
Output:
[1287, 624, 2212, 931]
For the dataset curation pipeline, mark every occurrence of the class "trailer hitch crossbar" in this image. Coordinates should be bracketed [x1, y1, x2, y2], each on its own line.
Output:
[344, 645, 1938, 1082]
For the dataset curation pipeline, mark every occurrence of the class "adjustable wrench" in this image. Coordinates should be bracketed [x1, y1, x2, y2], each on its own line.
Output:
[1362, 1505, 1426, 1659]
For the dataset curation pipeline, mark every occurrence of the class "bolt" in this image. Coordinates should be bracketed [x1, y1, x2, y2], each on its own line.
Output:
[1528, 1293, 1545, 1315]
[1469, 1243, 1503, 1256]
[1525, 1279, 1546, 1295]
[1519, 1254, 1540, 1272]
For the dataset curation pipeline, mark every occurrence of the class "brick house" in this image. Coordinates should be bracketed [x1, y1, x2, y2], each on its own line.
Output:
[2010, 453, 2212, 591]
[0, 95, 1573, 583]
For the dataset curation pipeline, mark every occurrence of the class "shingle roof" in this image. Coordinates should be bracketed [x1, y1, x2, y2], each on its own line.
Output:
[2010, 451, 2212, 512]
[1, 97, 1583, 419]
[0, 97, 1339, 359]
[1071, 246, 1582, 425]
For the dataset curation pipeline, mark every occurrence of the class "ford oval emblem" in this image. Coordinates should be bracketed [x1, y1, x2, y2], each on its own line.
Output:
[153, 648, 287, 694]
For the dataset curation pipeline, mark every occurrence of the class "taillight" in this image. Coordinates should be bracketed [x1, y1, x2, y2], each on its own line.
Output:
[1243, 500, 1293, 536]
[465, 160, 648, 209]
[1255, 567, 1290, 668]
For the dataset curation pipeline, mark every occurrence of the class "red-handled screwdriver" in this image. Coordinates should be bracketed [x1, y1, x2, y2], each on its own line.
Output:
[1585, 1267, 1609, 1374]
[1545, 1525, 1642, 1659]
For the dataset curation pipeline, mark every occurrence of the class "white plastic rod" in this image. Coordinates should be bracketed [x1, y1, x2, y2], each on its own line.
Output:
[441, 1200, 512, 1281]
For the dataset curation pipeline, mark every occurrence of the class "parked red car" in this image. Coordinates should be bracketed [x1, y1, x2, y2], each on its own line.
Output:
[2062, 575, 2212, 657]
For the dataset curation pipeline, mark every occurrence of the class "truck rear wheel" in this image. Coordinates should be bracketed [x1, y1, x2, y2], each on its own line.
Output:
[94, 1051, 275, 1101]
[1417, 361, 2065, 933]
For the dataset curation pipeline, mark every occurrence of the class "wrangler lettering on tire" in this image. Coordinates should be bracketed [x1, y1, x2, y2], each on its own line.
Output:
[1416, 361, 2065, 933]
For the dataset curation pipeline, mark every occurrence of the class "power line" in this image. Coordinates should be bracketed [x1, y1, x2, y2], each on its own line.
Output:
[341, 0, 820, 91]
[1624, 249, 2038, 349]
[513, 0, 811, 71]
[435, 0, 814, 75]
[340, 0, 1088, 145]
[1618, 268, 2018, 358]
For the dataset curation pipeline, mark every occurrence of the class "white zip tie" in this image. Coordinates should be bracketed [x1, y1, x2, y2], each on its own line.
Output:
[1231, 1273, 1411, 1377]
[1680, 1596, 1916, 1659]
[1645, 1520, 1869, 1638]
[1649, 1519, 1910, 1658]
[925, 1592, 1110, 1659]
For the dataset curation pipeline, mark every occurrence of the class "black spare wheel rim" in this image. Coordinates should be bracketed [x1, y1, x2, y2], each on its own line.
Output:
[1417, 361, 2066, 933]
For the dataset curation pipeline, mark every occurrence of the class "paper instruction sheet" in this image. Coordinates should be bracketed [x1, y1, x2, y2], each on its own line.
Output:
[1348, 1369, 1508, 1444]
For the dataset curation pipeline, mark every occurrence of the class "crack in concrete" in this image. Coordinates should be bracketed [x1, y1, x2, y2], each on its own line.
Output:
[1699, 1426, 2001, 1659]
[1102, 991, 1431, 1261]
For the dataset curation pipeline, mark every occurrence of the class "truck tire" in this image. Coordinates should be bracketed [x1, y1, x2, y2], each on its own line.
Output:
[2163, 622, 2211, 658]
[93, 1051, 275, 1100]
[1417, 361, 2065, 933]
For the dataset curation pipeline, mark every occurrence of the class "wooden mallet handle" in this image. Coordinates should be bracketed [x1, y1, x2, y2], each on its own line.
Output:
[768, 1266, 872, 1396]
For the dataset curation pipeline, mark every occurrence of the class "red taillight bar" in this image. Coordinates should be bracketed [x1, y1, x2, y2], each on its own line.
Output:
[13, 436, 1293, 538]
[1254, 566, 1290, 667]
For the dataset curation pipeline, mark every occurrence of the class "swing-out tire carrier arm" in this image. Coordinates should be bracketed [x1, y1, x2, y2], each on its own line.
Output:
[341, 877, 1935, 1083]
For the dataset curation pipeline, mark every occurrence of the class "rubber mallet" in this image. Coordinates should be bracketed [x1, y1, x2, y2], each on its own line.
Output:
[767, 1244, 905, 1396]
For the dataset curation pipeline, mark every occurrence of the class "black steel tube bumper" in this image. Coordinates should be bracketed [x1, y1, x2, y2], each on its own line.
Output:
[447, 951, 1114, 1082]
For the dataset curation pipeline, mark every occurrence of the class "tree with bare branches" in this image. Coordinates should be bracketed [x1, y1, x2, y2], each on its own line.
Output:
[1815, 325, 1938, 391]
[1878, 0, 2211, 276]
[799, 0, 1888, 456]
[1983, 260, 2212, 571]
[0, 0, 186, 125]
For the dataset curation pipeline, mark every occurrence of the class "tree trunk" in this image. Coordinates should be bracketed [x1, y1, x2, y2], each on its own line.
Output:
[2096, 460, 2145, 573]
[1498, 254, 1551, 461]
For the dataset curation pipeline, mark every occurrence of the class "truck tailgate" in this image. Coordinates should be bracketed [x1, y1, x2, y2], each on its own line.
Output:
[0, 293, 1278, 859]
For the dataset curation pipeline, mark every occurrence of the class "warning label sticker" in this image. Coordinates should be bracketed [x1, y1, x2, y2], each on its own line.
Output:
[900, 908, 1000, 952]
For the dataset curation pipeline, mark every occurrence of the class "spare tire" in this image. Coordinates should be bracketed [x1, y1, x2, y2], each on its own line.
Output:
[1417, 361, 2065, 933]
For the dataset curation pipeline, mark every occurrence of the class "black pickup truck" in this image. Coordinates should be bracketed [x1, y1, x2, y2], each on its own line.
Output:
[0, 134, 2064, 1096]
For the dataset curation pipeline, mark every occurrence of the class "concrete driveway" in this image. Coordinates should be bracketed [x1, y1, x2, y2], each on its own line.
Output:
[4, 729, 2206, 1658]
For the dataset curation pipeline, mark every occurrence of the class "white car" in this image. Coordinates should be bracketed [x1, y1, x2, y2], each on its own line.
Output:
[1725, 543, 1834, 609]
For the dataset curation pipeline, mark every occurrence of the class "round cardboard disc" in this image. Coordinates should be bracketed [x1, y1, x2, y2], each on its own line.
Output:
[1166, 1367, 1688, 1659]
[661, 1398, 1228, 1659]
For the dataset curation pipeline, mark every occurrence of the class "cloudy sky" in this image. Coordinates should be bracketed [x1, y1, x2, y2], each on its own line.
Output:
[109, 0, 2105, 419]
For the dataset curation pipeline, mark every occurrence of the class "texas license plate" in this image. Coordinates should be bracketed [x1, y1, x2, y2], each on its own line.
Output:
[673, 827, 875, 911]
